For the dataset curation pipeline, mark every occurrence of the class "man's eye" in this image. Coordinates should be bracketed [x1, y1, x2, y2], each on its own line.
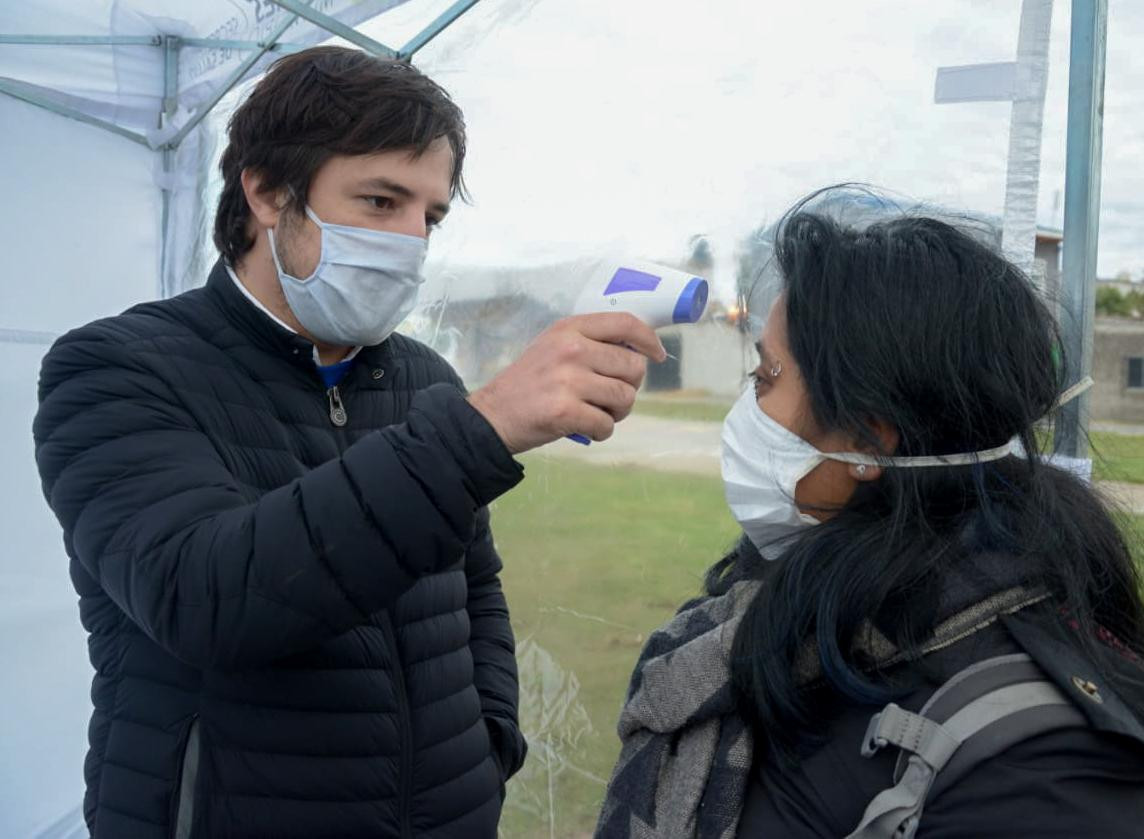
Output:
[426, 216, 443, 231]
[365, 196, 394, 210]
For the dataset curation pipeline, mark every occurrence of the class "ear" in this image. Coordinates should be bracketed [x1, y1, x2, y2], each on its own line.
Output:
[847, 418, 900, 483]
[240, 168, 287, 230]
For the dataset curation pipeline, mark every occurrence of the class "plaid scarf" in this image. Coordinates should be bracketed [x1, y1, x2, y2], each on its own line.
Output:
[596, 564, 1046, 839]
[595, 579, 761, 839]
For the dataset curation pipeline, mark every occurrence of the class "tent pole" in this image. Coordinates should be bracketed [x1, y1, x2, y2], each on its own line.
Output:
[163, 5, 308, 151]
[0, 78, 150, 146]
[158, 36, 180, 298]
[0, 34, 304, 51]
[159, 148, 173, 298]
[1053, 0, 1108, 459]
[266, 0, 396, 58]
[0, 35, 160, 45]
[162, 35, 180, 121]
[0, 327, 58, 345]
[180, 38, 305, 51]
[397, 0, 482, 61]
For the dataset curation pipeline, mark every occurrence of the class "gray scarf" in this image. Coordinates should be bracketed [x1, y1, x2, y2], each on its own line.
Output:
[595, 575, 1046, 839]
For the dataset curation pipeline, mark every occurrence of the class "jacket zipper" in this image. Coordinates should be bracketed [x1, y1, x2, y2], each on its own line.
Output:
[327, 385, 348, 427]
[379, 611, 413, 839]
[172, 715, 201, 839]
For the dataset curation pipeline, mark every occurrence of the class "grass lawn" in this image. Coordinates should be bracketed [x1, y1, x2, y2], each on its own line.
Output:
[490, 456, 1144, 838]
[632, 395, 732, 424]
[491, 456, 739, 838]
[1091, 431, 1144, 484]
[1124, 514, 1144, 568]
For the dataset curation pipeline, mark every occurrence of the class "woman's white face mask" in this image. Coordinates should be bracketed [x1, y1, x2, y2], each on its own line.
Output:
[720, 386, 828, 557]
[720, 378, 1093, 559]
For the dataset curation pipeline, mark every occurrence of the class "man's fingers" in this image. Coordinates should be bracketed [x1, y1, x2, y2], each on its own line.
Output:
[576, 372, 639, 422]
[580, 341, 648, 389]
[567, 313, 667, 362]
[571, 402, 618, 442]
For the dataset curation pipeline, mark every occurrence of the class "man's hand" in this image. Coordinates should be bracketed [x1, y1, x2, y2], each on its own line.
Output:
[468, 313, 667, 454]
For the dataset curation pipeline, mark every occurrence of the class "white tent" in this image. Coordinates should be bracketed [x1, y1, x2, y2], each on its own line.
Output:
[0, 3, 483, 834]
[0, 1, 1117, 836]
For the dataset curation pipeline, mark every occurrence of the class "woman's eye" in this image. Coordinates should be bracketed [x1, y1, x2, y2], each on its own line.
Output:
[366, 196, 394, 211]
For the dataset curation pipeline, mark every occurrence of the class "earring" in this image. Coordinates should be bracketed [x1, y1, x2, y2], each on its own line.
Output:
[770, 361, 783, 378]
[856, 465, 868, 477]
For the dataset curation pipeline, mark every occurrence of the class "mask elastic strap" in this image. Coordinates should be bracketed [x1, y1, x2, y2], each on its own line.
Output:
[304, 205, 325, 228]
[821, 377, 1094, 470]
[268, 213, 321, 284]
[1050, 375, 1093, 411]
[266, 227, 288, 276]
[824, 444, 1014, 469]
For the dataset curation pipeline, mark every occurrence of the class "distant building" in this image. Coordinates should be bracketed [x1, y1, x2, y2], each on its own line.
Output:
[1092, 318, 1144, 424]
[1065, 263, 1144, 424]
[651, 305, 751, 398]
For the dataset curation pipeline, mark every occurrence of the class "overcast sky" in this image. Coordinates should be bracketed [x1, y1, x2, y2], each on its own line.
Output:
[360, 0, 1143, 301]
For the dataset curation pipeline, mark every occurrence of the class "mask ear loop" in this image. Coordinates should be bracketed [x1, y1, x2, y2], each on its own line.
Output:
[1049, 376, 1093, 412]
[824, 377, 1096, 471]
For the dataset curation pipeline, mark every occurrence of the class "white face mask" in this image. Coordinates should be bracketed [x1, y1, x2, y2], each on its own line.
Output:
[719, 376, 1092, 559]
[268, 206, 427, 347]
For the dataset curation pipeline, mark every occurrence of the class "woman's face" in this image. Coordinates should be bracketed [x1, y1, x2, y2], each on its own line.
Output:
[752, 295, 890, 520]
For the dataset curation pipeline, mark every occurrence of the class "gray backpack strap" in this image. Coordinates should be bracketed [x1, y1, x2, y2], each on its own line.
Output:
[844, 653, 1088, 839]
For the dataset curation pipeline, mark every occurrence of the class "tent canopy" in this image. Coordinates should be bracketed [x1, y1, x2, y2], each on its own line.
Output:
[0, 0, 478, 146]
[0, 0, 479, 300]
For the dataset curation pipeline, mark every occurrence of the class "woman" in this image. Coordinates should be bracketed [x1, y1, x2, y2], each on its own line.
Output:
[597, 190, 1144, 838]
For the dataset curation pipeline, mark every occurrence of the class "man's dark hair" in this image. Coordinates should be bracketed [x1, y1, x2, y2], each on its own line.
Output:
[213, 46, 467, 265]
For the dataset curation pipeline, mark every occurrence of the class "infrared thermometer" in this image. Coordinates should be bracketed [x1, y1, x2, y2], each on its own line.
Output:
[567, 260, 710, 444]
[572, 260, 709, 327]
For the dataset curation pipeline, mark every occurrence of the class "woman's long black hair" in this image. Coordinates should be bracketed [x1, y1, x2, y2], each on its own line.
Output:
[713, 188, 1144, 756]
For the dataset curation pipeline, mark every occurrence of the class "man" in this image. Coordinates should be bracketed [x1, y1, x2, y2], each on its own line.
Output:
[33, 47, 663, 839]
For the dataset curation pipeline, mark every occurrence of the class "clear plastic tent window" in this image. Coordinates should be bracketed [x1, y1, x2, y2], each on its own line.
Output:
[2, 0, 1142, 836]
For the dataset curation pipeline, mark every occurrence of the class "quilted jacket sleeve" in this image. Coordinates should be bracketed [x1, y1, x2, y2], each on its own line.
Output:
[465, 506, 528, 780]
[33, 322, 523, 671]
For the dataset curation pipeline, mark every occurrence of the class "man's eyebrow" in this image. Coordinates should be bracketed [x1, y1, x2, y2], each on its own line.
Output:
[358, 177, 450, 216]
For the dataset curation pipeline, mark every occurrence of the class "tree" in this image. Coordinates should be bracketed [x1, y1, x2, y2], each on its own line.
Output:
[1095, 286, 1143, 319]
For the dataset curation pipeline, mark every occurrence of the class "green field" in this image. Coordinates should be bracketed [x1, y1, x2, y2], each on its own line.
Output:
[491, 456, 1144, 838]
[632, 395, 732, 424]
[492, 457, 739, 838]
[1091, 432, 1144, 484]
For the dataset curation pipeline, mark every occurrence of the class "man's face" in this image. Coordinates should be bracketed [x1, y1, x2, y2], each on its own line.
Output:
[275, 137, 454, 279]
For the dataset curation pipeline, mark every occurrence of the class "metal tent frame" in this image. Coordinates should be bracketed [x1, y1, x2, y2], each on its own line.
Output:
[1054, 0, 1107, 459]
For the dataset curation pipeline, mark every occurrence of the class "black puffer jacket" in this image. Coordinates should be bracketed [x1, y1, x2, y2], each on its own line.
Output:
[33, 261, 527, 839]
